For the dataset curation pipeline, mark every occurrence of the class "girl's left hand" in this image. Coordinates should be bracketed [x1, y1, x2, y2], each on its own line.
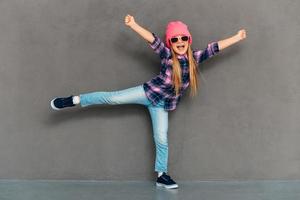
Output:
[237, 29, 247, 41]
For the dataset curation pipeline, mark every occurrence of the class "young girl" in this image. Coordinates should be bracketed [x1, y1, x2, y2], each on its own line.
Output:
[50, 14, 246, 189]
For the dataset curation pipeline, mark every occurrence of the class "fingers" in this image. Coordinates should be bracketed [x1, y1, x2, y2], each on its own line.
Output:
[124, 14, 134, 26]
[124, 14, 130, 23]
[241, 29, 247, 39]
[238, 29, 247, 40]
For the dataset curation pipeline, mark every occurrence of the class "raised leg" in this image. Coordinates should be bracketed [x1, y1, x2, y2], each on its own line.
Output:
[79, 85, 151, 107]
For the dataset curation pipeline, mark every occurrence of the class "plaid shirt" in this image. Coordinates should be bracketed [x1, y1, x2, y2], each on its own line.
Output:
[143, 33, 220, 111]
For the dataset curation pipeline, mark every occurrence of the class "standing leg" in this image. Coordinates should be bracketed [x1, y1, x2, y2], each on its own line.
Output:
[147, 104, 169, 173]
[148, 104, 179, 189]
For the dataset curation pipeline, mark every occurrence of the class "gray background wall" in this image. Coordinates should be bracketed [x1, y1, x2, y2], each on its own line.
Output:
[0, 0, 299, 181]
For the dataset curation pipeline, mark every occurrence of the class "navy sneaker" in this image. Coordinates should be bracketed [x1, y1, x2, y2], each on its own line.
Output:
[156, 172, 178, 189]
[50, 95, 75, 110]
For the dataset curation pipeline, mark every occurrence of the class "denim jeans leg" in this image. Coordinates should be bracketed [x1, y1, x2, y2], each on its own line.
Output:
[79, 85, 151, 107]
[147, 103, 169, 173]
[79, 84, 169, 172]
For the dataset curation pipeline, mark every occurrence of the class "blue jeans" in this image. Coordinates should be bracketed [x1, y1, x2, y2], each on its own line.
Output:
[79, 85, 169, 173]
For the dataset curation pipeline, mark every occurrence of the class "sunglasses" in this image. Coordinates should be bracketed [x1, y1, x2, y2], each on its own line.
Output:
[170, 36, 189, 43]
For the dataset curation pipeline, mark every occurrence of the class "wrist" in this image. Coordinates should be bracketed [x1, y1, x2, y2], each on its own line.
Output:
[234, 34, 241, 42]
[129, 22, 138, 29]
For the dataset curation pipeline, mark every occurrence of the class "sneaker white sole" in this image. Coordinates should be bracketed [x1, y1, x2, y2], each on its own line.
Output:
[156, 182, 178, 189]
[50, 99, 61, 110]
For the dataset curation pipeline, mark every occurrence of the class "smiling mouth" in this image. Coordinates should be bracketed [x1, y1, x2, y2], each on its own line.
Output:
[176, 45, 185, 50]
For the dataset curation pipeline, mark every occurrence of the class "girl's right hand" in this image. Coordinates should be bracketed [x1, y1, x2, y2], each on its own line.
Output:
[124, 14, 136, 27]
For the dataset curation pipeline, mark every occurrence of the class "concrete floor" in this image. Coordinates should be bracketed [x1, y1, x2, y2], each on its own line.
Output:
[0, 180, 300, 200]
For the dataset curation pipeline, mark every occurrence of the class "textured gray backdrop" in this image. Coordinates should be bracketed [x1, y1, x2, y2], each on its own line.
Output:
[0, 0, 299, 180]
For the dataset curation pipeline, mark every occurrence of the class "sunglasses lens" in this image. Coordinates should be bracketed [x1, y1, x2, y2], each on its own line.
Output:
[170, 38, 178, 43]
[182, 36, 189, 41]
[170, 36, 189, 43]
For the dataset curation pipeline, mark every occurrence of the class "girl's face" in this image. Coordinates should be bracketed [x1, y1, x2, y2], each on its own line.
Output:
[170, 35, 189, 55]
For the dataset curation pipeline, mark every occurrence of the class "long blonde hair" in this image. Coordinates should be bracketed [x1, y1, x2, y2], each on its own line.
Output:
[170, 44, 199, 97]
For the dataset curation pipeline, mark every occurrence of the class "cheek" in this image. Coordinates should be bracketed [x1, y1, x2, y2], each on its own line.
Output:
[185, 44, 189, 51]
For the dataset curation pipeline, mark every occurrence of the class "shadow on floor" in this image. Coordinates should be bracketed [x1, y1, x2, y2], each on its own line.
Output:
[1, 180, 300, 200]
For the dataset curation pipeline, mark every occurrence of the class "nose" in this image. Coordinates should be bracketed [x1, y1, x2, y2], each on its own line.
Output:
[177, 37, 184, 42]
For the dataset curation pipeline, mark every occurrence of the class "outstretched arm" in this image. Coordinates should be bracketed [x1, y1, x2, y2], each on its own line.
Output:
[125, 14, 171, 59]
[193, 29, 247, 64]
[125, 14, 155, 43]
[218, 29, 247, 50]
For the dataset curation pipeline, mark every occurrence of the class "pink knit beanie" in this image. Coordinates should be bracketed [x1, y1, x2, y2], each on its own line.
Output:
[165, 21, 192, 48]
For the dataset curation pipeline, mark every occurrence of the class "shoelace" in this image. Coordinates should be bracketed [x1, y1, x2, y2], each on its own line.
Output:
[62, 96, 73, 105]
[61, 98, 69, 106]
[162, 173, 173, 181]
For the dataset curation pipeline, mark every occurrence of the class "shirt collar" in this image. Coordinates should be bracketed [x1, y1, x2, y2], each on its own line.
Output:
[176, 54, 188, 60]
